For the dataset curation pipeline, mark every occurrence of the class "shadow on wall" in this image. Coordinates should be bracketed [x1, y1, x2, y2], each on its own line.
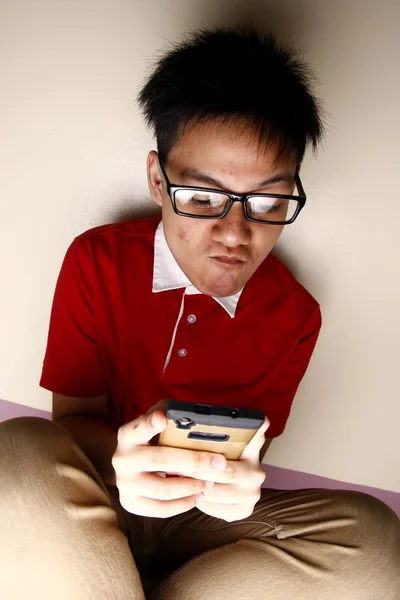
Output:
[194, 0, 315, 47]
[113, 204, 160, 224]
[272, 247, 300, 281]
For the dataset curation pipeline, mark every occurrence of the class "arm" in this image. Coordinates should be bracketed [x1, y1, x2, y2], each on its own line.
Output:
[53, 393, 117, 486]
[42, 239, 117, 485]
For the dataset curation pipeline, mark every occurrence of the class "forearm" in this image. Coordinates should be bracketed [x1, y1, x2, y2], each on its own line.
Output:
[55, 415, 118, 486]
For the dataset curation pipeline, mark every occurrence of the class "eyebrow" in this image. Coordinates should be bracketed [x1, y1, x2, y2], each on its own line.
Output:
[178, 167, 295, 191]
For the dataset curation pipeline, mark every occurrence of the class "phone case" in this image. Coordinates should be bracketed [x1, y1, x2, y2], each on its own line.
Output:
[158, 401, 265, 460]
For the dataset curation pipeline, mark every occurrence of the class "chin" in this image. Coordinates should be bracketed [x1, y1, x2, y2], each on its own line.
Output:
[198, 280, 242, 298]
[214, 286, 241, 298]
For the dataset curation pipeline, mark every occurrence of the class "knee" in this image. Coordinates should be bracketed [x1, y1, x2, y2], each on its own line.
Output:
[335, 490, 400, 582]
[0, 416, 73, 471]
[1, 415, 57, 435]
[336, 490, 399, 537]
[0, 415, 70, 444]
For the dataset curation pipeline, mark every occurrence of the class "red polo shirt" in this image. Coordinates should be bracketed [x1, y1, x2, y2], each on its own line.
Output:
[40, 216, 321, 437]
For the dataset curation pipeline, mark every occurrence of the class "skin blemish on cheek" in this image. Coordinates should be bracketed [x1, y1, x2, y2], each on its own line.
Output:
[178, 228, 187, 242]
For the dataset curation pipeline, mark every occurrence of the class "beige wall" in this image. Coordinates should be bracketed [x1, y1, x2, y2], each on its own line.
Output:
[1, 0, 399, 492]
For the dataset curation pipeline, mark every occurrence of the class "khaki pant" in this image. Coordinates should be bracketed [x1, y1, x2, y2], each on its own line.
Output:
[1, 417, 399, 600]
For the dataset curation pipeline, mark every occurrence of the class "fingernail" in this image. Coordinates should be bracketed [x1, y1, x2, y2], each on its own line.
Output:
[212, 455, 226, 470]
[205, 480, 214, 489]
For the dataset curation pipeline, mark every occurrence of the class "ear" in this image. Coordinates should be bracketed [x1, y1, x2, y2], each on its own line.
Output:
[147, 151, 164, 208]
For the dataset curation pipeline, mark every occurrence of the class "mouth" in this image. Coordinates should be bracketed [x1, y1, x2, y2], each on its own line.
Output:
[211, 255, 245, 266]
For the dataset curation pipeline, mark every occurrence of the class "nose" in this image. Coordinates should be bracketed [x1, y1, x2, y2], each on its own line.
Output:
[211, 202, 251, 248]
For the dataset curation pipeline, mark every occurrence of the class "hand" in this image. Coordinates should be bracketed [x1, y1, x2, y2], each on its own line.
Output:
[111, 403, 231, 519]
[194, 418, 269, 522]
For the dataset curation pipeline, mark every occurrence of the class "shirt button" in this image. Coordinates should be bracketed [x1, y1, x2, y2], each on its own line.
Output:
[178, 348, 188, 357]
[187, 314, 197, 324]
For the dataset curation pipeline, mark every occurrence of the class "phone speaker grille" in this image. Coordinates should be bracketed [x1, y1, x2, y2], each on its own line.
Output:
[188, 432, 230, 442]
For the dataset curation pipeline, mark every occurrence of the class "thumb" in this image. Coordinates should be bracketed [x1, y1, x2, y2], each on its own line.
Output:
[240, 417, 269, 462]
[117, 410, 167, 452]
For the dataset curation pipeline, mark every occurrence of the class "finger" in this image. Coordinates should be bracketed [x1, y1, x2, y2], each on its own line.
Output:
[119, 492, 200, 518]
[200, 483, 238, 504]
[116, 410, 167, 451]
[195, 496, 255, 522]
[118, 472, 207, 501]
[181, 460, 265, 488]
[145, 398, 169, 416]
[114, 444, 228, 477]
[177, 458, 248, 484]
[240, 417, 270, 461]
[201, 482, 261, 505]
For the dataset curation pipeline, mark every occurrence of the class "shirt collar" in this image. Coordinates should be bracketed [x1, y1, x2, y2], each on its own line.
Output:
[152, 222, 243, 319]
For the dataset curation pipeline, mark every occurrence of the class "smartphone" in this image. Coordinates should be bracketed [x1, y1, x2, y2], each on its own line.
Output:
[157, 400, 265, 460]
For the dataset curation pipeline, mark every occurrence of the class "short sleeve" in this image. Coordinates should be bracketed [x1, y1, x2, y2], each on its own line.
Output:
[264, 307, 322, 437]
[40, 236, 108, 397]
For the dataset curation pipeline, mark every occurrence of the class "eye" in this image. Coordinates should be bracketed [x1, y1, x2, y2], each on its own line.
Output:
[175, 189, 228, 208]
[266, 203, 282, 213]
[190, 194, 214, 206]
[250, 199, 283, 214]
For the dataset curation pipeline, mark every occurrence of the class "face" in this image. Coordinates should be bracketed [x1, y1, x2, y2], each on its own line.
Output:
[147, 120, 297, 298]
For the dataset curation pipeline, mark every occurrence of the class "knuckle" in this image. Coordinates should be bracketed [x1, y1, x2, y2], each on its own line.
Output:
[117, 421, 126, 436]
[195, 451, 212, 471]
[112, 450, 139, 476]
[147, 447, 168, 470]
[117, 421, 134, 444]
[116, 427, 125, 447]
[161, 478, 199, 501]
[233, 507, 253, 522]
[118, 490, 136, 513]
[140, 474, 163, 499]
[224, 515, 236, 523]
[115, 474, 132, 495]
[111, 452, 122, 472]
[256, 469, 267, 487]
[238, 486, 261, 507]
[117, 424, 126, 443]
[241, 508, 253, 520]
[225, 509, 246, 523]
[226, 470, 238, 484]
[141, 418, 153, 436]
[219, 467, 236, 484]
[252, 489, 262, 505]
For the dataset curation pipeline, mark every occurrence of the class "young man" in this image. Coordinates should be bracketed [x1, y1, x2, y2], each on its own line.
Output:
[1, 27, 399, 600]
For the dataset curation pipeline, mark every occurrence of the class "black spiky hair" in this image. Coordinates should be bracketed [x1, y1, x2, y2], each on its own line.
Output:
[138, 26, 324, 166]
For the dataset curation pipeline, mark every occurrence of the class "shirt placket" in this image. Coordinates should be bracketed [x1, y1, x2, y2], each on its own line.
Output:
[162, 288, 200, 376]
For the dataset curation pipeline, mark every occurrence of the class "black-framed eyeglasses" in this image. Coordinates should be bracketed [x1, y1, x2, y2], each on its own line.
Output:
[158, 161, 307, 225]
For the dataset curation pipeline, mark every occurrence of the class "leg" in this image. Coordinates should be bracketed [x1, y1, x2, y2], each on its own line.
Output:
[0, 417, 145, 600]
[150, 488, 400, 600]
